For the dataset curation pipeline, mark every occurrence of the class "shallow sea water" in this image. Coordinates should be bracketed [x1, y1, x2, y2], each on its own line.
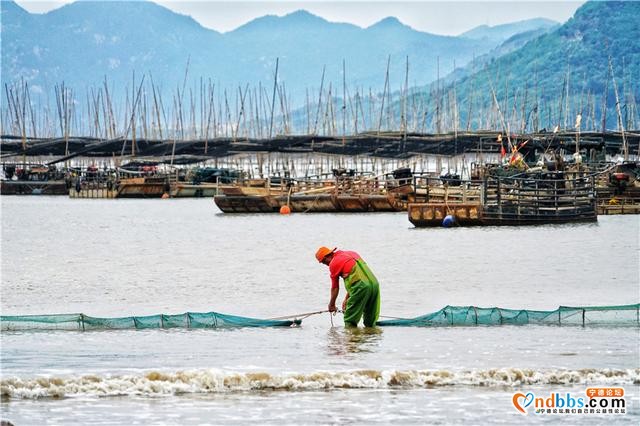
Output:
[1, 197, 639, 424]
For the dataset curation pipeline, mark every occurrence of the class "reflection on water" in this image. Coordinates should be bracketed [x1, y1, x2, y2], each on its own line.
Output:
[326, 326, 383, 356]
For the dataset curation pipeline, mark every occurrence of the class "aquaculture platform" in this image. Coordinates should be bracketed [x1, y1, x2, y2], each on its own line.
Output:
[408, 172, 598, 227]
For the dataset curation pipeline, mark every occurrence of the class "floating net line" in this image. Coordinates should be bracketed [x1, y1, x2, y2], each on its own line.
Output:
[0, 311, 300, 331]
[376, 304, 640, 327]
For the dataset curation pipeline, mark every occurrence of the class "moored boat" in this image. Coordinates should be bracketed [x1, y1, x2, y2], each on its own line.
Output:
[213, 168, 413, 213]
[1, 163, 68, 195]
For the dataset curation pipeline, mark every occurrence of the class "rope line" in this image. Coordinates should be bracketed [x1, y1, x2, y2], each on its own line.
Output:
[268, 310, 330, 320]
[270, 309, 410, 322]
[378, 314, 413, 320]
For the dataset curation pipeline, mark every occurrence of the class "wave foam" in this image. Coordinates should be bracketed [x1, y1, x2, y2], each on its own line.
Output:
[2, 368, 638, 399]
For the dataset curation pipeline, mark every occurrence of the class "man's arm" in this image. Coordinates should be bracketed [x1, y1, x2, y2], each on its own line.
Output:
[328, 287, 339, 312]
[342, 293, 349, 310]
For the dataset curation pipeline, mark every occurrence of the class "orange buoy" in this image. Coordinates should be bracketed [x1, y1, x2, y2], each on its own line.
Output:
[280, 205, 291, 215]
[161, 193, 170, 199]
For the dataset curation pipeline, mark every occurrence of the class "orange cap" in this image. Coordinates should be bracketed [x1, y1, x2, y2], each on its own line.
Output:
[315, 246, 336, 263]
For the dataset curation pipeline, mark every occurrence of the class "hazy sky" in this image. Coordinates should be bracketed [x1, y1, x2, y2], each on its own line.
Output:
[16, 0, 586, 36]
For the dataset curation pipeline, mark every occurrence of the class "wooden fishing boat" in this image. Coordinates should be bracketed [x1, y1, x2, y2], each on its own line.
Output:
[1, 178, 68, 195]
[1, 164, 68, 195]
[170, 183, 221, 197]
[116, 176, 169, 198]
[595, 161, 640, 214]
[213, 169, 413, 213]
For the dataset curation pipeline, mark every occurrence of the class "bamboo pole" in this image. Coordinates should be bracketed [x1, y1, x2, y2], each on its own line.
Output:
[377, 55, 391, 136]
[268, 57, 279, 139]
[608, 55, 628, 160]
[313, 65, 325, 135]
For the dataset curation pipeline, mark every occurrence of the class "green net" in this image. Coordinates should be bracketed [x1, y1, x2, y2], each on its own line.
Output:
[0, 311, 300, 331]
[376, 304, 640, 327]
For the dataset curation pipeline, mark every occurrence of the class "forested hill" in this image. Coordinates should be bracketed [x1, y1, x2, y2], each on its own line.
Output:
[435, 1, 639, 132]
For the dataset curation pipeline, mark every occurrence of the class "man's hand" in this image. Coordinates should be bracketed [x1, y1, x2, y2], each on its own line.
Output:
[328, 303, 337, 312]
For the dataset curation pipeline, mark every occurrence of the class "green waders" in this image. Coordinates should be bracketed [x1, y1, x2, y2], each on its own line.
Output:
[343, 259, 381, 327]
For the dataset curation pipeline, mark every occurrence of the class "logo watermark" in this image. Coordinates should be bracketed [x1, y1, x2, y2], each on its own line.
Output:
[512, 387, 626, 415]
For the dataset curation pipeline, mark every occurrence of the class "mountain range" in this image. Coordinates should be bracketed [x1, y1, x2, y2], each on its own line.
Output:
[1, 0, 556, 100]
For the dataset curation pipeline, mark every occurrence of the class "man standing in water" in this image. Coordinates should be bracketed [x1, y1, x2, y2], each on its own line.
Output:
[315, 246, 381, 327]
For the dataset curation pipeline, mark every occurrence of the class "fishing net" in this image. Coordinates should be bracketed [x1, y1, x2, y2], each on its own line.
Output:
[376, 304, 640, 327]
[0, 311, 300, 331]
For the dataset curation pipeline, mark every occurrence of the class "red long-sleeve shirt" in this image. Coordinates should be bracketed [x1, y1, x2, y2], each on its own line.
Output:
[328, 250, 361, 290]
